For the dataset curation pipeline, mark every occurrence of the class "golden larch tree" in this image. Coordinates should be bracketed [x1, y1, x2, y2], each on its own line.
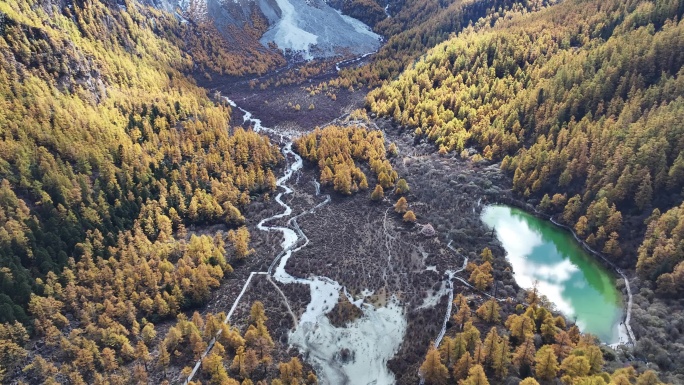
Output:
[419, 343, 449, 385]
[403, 210, 417, 222]
[476, 298, 501, 324]
[534, 345, 559, 381]
[395, 196, 408, 213]
[459, 364, 489, 385]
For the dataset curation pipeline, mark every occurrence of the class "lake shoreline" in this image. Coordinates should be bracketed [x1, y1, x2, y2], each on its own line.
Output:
[481, 194, 635, 347]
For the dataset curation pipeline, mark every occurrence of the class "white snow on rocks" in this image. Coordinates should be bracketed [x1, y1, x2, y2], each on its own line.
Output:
[334, 9, 380, 39]
[417, 280, 448, 310]
[263, 0, 319, 59]
[260, 0, 382, 59]
[289, 296, 407, 385]
[223, 94, 406, 385]
[149, 0, 381, 60]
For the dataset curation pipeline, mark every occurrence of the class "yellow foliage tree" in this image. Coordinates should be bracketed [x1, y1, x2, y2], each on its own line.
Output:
[395, 197, 409, 213]
[403, 210, 417, 222]
[419, 343, 449, 385]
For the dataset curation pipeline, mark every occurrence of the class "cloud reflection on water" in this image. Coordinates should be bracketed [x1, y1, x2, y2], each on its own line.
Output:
[492, 213, 577, 315]
[481, 205, 622, 343]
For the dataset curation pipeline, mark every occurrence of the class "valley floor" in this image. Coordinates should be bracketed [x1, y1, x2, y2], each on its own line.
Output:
[174, 63, 636, 384]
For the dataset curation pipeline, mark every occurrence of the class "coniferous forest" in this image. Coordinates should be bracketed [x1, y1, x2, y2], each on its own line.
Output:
[1, 0, 684, 384]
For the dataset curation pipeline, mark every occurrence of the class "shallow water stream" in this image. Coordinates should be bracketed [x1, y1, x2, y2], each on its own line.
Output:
[229, 96, 407, 385]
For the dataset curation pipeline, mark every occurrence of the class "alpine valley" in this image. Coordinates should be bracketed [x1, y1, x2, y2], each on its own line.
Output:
[1, 0, 683, 385]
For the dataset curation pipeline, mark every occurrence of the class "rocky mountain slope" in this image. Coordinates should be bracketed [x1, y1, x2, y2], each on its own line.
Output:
[149, 0, 382, 59]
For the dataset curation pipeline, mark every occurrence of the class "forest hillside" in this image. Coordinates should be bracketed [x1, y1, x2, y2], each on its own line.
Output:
[2, 0, 684, 383]
[368, 0, 684, 377]
[0, 0, 288, 381]
[334, 0, 555, 89]
[368, 0, 684, 292]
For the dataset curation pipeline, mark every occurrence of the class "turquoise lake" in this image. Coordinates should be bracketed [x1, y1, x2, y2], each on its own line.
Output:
[481, 205, 623, 343]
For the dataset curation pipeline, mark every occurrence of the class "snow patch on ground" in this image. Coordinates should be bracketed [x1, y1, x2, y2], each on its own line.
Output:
[150, 0, 208, 21]
[150, 0, 380, 60]
[334, 9, 381, 38]
[260, 0, 382, 59]
[417, 280, 448, 309]
[263, 0, 319, 59]
[609, 323, 631, 348]
[289, 297, 407, 385]
[223, 94, 405, 385]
